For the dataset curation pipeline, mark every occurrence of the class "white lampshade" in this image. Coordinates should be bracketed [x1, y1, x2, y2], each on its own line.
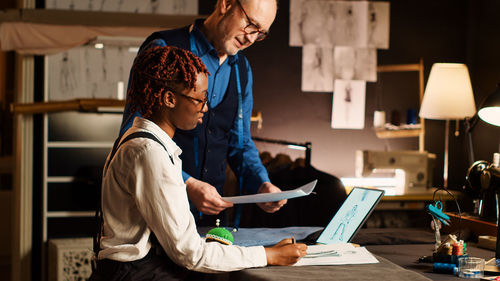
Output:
[419, 63, 476, 120]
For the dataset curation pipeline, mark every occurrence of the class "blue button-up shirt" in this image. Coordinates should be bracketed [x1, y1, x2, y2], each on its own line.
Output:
[120, 19, 270, 194]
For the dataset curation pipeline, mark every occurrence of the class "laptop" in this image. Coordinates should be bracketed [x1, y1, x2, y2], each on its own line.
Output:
[302, 187, 385, 245]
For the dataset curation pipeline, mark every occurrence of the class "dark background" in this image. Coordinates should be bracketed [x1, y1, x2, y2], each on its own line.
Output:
[201, 0, 500, 189]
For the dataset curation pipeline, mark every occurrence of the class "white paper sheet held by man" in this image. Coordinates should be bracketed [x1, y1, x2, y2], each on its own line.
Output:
[222, 180, 317, 204]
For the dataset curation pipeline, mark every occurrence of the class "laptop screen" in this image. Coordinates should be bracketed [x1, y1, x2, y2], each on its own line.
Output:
[316, 187, 384, 245]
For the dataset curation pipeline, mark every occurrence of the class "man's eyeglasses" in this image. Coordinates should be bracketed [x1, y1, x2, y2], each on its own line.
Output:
[235, 0, 268, 41]
[168, 88, 208, 109]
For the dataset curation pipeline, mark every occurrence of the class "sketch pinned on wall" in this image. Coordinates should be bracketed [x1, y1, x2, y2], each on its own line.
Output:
[160, 0, 197, 14]
[48, 45, 137, 101]
[334, 46, 376, 82]
[83, 48, 98, 98]
[119, 0, 140, 13]
[335, 1, 365, 47]
[117, 46, 135, 83]
[48, 49, 86, 101]
[335, 1, 390, 48]
[45, 0, 197, 14]
[367, 1, 390, 49]
[290, 1, 390, 48]
[331, 79, 366, 129]
[289, 0, 336, 47]
[99, 0, 123, 12]
[302, 45, 334, 92]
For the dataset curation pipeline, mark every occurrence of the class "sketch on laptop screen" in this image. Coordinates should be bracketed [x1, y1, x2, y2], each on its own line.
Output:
[316, 187, 384, 245]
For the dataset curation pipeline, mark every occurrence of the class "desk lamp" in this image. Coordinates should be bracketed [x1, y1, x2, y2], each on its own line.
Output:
[464, 83, 500, 218]
[419, 63, 476, 188]
[459, 82, 500, 270]
[465, 82, 500, 166]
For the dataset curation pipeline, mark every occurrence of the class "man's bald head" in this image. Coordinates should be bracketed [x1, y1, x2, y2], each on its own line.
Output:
[204, 0, 278, 57]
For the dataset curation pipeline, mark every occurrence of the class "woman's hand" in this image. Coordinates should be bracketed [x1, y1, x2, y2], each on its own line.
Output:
[264, 238, 307, 266]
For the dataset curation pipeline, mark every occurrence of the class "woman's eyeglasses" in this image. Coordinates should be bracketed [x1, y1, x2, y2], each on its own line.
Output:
[134, 70, 208, 109]
[169, 88, 208, 109]
[235, 0, 268, 41]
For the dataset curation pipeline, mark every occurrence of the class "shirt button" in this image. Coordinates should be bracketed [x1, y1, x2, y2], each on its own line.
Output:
[207, 149, 211, 153]
[208, 129, 212, 134]
[204, 168, 208, 173]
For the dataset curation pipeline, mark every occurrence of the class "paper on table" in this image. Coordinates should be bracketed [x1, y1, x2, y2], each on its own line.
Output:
[222, 180, 317, 204]
[294, 243, 379, 266]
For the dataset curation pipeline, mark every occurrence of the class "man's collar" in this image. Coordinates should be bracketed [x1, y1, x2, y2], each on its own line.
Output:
[192, 19, 239, 65]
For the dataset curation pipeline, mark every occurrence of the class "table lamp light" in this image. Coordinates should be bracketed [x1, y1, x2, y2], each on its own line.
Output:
[465, 82, 500, 166]
[477, 83, 500, 126]
[419, 63, 476, 188]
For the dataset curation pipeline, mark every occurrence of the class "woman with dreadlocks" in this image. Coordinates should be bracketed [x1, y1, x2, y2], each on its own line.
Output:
[90, 46, 306, 281]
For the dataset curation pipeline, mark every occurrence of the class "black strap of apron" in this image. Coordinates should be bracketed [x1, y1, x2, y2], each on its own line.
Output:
[93, 131, 173, 267]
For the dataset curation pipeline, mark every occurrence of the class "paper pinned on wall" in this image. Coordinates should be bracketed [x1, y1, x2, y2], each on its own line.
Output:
[45, 0, 198, 15]
[289, 0, 337, 47]
[289, 0, 390, 49]
[366, 1, 391, 49]
[222, 180, 317, 204]
[47, 45, 137, 101]
[48, 48, 86, 101]
[333, 46, 377, 82]
[302, 45, 334, 92]
[294, 243, 379, 266]
[331, 79, 366, 129]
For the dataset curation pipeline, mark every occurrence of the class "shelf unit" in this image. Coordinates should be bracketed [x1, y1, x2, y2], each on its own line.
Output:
[42, 110, 120, 243]
[375, 58, 425, 152]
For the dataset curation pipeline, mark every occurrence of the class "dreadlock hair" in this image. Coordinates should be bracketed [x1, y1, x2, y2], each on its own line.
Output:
[128, 46, 209, 119]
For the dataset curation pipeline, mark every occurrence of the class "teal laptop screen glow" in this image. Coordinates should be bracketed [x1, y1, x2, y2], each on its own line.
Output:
[316, 187, 384, 245]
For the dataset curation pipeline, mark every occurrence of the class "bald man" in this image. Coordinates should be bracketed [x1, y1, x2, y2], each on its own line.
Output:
[120, 0, 286, 226]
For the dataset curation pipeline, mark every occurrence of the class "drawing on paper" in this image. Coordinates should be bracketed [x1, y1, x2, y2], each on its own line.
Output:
[302, 45, 334, 92]
[331, 79, 366, 129]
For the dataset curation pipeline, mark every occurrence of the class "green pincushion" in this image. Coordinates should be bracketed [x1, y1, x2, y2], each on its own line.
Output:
[205, 227, 234, 245]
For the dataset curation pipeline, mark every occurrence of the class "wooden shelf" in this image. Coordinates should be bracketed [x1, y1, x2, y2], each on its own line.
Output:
[376, 63, 421, 72]
[0, 8, 198, 28]
[374, 59, 425, 151]
[375, 128, 422, 139]
[10, 98, 125, 114]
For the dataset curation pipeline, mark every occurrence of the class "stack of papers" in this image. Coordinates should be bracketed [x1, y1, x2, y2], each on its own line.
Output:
[294, 243, 379, 266]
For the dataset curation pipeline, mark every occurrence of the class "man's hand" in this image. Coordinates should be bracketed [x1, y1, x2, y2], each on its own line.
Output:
[185, 177, 233, 215]
[256, 182, 287, 213]
[265, 238, 307, 266]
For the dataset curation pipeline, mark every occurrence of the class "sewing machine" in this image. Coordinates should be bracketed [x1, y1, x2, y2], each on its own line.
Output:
[355, 150, 436, 195]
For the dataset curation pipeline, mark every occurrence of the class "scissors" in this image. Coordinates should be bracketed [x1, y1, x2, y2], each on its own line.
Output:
[425, 201, 450, 226]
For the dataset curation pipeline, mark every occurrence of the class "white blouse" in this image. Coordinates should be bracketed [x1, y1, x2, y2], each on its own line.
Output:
[98, 117, 267, 273]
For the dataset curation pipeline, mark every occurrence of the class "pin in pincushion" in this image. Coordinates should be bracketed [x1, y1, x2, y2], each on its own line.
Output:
[206, 227, 234, 245]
